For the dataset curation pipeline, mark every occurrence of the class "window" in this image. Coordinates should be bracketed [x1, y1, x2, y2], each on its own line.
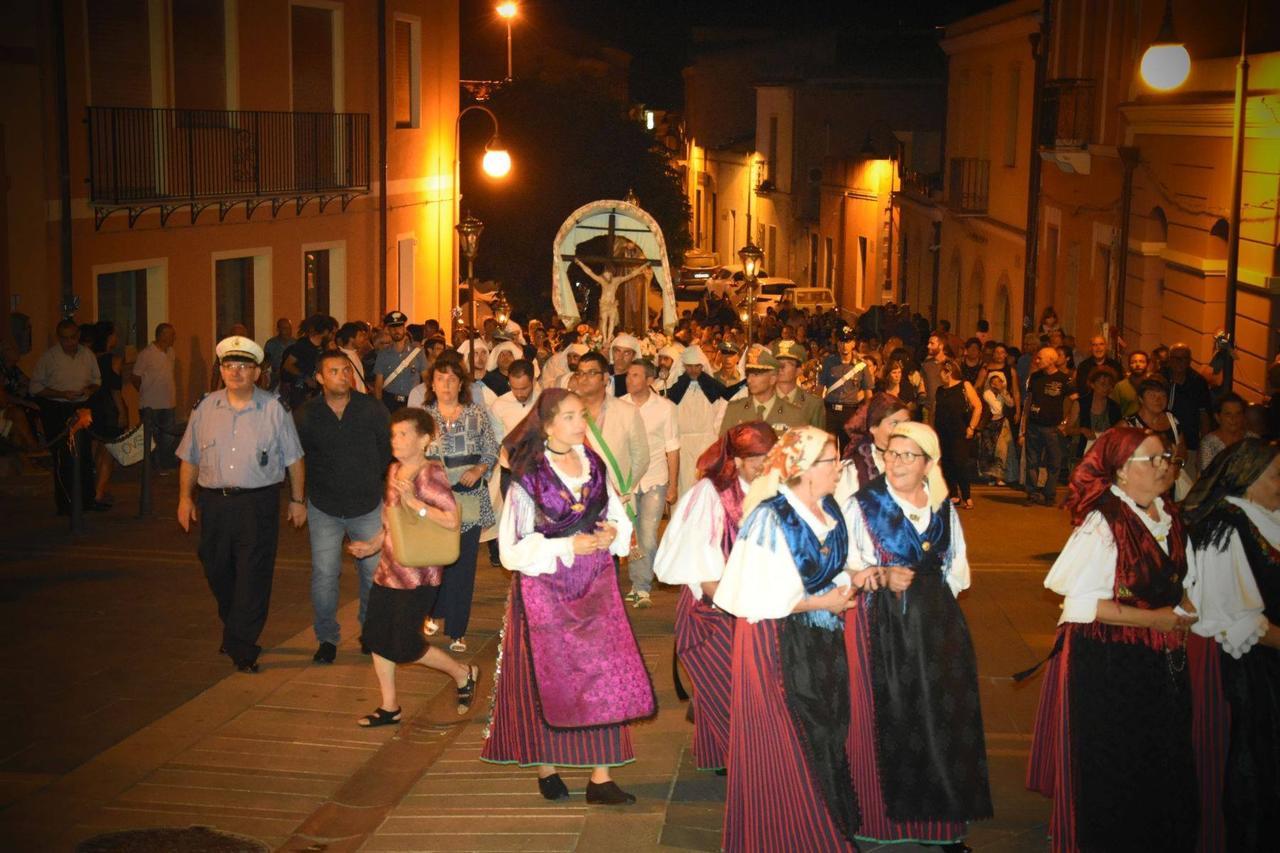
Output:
[292, 5, 335, 112]
[215, 258, 255, 338]
[86, 0, 151, 107]
[809, 233, 819, 286]
[304, 249, 331, 316]
[825, 236, 835, 289]
[711, 192, 718, 251]
[766, 225, 778, 271]
[393, 18, 420, 128]
[857, 236, 869, 308]
[1004, 65, 1021, 167]
[173, 0, 226, 110]
[695, 188, 703, 247]
[767, 116, 778, 183]
[97, 270, 148, 351]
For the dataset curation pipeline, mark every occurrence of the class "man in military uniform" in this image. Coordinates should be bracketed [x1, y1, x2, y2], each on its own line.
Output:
[719, 344, 807, 436]
[772, 340, 824, 427]
[176, 336, 306, 673]
[372, 311, 427, 412]
[820, 327, 873, 447]
[714, 340, 746, 397]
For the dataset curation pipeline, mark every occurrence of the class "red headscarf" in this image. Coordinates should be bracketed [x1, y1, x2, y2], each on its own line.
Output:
[1064, 426, 1151, 525]
[696, 421, 778, 491]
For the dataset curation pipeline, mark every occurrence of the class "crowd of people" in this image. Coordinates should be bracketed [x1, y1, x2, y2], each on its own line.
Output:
[5, 290, 1279, 851]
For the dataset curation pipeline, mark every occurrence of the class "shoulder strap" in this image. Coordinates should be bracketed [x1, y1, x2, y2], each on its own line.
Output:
[825, 361, 865, 395]
[586, 412, 637, 522]
[383, 346, 422, 387]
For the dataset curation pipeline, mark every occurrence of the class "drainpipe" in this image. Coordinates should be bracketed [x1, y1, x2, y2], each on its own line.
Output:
[1021, 0, 1052, 332]
[377, 0, 388, 313]
[53, 0, 74, 317]
[1113, 146, 1139, 354]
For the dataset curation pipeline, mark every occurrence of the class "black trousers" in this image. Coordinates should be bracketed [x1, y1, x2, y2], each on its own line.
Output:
[37, 399, 94, 512]
[197, 487, 282, 665]
[431, 526, 482, 640]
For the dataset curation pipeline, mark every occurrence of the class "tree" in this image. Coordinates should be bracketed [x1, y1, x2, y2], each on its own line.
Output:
[460, 78, 691, 322]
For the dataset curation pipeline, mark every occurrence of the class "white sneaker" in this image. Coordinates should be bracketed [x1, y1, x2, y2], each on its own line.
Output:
[424, 619, 439, 636]
[631, 590, 652, 609]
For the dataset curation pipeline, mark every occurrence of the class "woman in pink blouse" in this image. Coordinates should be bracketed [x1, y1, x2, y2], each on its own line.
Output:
[347, 407, 479, 727]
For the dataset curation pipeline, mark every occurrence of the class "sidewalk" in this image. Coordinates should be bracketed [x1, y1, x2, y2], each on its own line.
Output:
[0, 471, 1062, 851]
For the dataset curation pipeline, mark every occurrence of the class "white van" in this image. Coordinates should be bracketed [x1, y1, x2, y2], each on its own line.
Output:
[784, 287, 838, 313]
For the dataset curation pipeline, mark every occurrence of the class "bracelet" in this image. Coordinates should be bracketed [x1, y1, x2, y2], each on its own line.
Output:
[290, 497, 305, 505]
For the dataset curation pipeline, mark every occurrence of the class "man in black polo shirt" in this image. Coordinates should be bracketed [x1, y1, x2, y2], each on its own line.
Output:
[1023, 346, 1069, 506]
[298, 350, 391, 662]
[1162, 343, 1213, 472]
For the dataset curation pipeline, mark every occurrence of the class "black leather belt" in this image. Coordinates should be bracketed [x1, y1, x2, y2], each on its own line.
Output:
[203, 484, 277, 497]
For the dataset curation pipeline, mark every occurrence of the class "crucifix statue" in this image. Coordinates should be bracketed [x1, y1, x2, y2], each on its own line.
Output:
[560, 211, 662, 338]
[573, 259, 648, 343]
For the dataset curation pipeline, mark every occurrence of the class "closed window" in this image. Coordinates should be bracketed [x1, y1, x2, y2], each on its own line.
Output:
[215, 258, 255, 338]
[394, 18, 420, 128]
[173, 0, 226, 110]
[304, 249, 331, 317]
[97, 270, 148, 350]
[86, 0, 151, 107]
[1004, 65, 1021, 167]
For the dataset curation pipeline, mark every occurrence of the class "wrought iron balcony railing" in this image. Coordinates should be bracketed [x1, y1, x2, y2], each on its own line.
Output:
[901, 169, 943, 200]
[947, 157, 989, 215]
[86, 106, 370, 228]
[1039, 78, 1095, 149]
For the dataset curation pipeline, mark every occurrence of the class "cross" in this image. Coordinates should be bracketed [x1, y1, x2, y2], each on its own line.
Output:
[559, 211, 662, 270]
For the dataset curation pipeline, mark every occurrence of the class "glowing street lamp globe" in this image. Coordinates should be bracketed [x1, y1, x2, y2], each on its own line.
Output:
[1141, 43, 1191, 91]
[497, 2, 517, 19]
[482, 141, 512, 178]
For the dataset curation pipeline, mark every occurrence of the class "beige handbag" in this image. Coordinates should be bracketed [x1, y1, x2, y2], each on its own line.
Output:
[386, 499, 461, 568]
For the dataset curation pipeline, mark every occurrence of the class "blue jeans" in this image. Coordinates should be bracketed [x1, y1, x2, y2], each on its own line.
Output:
[1025, 424, 1064, 502]
[307, 501, 382, 645]
[628, 483, 667, 593]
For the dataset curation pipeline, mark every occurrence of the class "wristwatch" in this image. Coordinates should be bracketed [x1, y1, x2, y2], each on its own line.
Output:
[417, 505, 428, 518]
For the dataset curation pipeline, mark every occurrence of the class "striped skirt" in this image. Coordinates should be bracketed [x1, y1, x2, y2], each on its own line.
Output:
[674, 587, 734, 771]
[480, 581, 634, 768]
[845, 604, 967, 844]
[723, 618, 857, 853]
[1187, 632, 1228, 853]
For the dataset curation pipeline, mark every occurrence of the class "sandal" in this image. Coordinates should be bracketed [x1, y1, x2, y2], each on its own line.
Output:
[423, 619, 439, 636]
[449, 637, 467, 653]
[961, 499, 974, 510]
[357, 707, 402, 728]
[457, 665, 481, 714]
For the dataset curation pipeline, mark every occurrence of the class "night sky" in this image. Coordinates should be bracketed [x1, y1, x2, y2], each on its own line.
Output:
[461, 0, 1009, 107]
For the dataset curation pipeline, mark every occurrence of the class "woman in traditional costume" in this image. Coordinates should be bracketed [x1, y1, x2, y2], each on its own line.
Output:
[714, 426, 875, 852]
[481, 389, 656, 805]
[1184, 437, 1280, 853]
[653, 421, 778, 772]
[834, 392, 911, 504]
[1026, 426, 1202, 852]
[841, 420, 992, 850]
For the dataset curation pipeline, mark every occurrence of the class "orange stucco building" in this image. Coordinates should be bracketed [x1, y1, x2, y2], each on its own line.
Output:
[2, 0, 459, 413]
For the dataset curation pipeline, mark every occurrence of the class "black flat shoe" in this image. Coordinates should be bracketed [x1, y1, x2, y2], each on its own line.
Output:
[585, 780, 636, 805]
[360, 638, 371, 655]
[234, 660, 260, 674]
[313, 642, 337, 664]
[537, 773, 570, 801]
[939, 844, 972, 853]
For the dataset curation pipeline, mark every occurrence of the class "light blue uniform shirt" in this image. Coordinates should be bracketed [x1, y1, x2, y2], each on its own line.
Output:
[176, 387, 304, 489]
[373, 344, 427, 398]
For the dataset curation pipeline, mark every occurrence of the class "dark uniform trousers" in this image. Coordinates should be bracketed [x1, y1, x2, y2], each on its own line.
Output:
[197, 486, 282, 664]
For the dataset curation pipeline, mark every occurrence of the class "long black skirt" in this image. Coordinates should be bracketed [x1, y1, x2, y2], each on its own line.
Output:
[362, 582, 439, 663]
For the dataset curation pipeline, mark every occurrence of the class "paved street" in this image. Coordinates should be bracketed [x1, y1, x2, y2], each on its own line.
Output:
[0, 463, 1072, 852]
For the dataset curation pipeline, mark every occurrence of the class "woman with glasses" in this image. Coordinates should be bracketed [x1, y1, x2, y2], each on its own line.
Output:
[653, 421, 778, 773]
[481, 389, 654, 805]
[833, 392, 911, 504]
[714, 426, 874, 851]
[1183, 438, 1280, 853]
[1027, 427, 1202, 852]
[840, 421, 991, 851]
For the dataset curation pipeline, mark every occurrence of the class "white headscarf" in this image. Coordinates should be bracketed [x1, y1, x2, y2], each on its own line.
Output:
[609, 333, 641, 361]
[657, 343, 686, 385]
[680, 345, 712, 370]
[742, 425, 834, 517]
[485, 340, 523, 373]
[887, 421, 949, 511]
[455, 338, 490, 380]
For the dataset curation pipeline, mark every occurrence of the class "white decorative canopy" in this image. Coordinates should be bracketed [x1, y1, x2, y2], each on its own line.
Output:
[551, 198, 677, 333]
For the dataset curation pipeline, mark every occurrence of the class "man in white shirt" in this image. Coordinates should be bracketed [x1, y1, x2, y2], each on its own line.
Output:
[574, 350, 649, 506]
[131, 322, 178, 468]
[620, 358, 679, 608]
[30, 318, 102, 513]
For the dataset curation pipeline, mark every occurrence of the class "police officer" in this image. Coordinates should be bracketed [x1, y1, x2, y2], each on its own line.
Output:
[176, 336, 306, 673]
[719, 344, 807, 436]
[772, 340, 825, 427]
[820, 327, 872, 448]
[372, 311, 427, 412]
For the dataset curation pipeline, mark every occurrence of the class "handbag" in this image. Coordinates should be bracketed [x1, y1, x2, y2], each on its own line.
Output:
[386, 497, 461, 568]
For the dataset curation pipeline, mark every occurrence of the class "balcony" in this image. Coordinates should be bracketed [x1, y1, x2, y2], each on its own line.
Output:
[901, 169, 943, 201]
[1040, 78, 1095, 150]
[87, 106, 370, 229]
[947, 157, 989, 215]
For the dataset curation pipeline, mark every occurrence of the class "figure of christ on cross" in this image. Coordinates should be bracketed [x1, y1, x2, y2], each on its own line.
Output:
[572, 259, 649, 344]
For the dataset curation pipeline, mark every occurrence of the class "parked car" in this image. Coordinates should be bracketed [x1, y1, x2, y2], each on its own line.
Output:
[712, 266, 798, 316]
[784, 287, 838, 314]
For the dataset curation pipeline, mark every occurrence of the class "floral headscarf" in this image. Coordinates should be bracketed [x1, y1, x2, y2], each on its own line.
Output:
[742, 425, 834, 516]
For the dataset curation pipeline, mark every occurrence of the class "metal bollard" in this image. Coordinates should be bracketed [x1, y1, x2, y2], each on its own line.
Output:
[138, 412, 153, 517]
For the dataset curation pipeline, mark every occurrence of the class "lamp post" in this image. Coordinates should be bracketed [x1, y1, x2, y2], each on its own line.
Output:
[497, 3, 517, 81]
[739, 242, 764, 345]
[492, 290, 511, 327]
[453, 105, 511, 326]
[456, 213, 484, 354]
[1140, 0, 1250, 389]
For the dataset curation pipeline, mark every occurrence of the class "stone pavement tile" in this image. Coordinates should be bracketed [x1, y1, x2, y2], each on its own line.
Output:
[148, 766, 342, 798]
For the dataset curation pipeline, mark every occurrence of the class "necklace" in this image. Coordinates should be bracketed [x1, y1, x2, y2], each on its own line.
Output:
[546, 443, 571, 455]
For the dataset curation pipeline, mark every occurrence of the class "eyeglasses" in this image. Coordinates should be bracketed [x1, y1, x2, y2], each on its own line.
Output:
[220, 362, 257, 372]
[1128, 451, 1174, 469]
[884, 449, 928, 464]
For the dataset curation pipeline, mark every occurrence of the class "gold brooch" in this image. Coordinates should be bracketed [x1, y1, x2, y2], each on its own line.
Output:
[571, 503, 585, 512]
[921, 542, 931, 552]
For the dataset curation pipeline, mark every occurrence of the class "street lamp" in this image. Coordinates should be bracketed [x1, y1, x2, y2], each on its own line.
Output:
[738, 242, 764, 344]
[1140, 1, 1192, 91]
[456, 213, 484, 350]
[492, 290, 511, 326]
[1140, 0, 1251, 389]
[496, 2, 517, 81]
[454, 105, 511, 321]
